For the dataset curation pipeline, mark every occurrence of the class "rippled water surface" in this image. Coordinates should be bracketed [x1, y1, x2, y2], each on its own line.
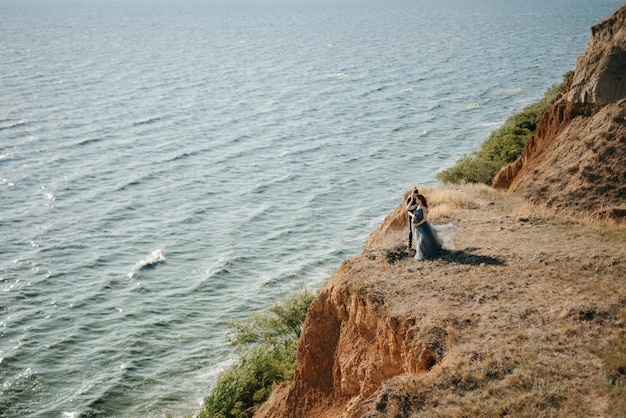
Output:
[0, 0, 622, 416]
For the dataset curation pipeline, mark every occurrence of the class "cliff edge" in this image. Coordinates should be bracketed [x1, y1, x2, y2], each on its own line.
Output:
[254, 6, 626, 417]
[256, 185, 625, 417]
[493, 4, 626, 221]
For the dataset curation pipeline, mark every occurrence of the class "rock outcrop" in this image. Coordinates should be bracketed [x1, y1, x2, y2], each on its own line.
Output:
[493, 4, 626, 221]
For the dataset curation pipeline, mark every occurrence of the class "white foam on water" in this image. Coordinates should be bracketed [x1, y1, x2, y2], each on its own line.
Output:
[136, 249, 166, 270]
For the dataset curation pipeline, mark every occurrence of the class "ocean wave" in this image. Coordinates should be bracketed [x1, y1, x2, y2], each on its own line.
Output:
[497, 87, 523, 96]
[78, 137, 104, 146]
[135, 249, 166, 271]
[133, 117, 162, 126]
[115, 170, 167, 192]
[0, 120, 26, 131]
[250, 173, 299, 195]
[171, 152, 192, 161]
[202, 254, 259, 284]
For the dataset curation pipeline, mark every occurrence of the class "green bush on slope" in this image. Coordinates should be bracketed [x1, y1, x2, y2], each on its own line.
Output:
[437, 72, 572, 185]
[197, 288, 317, 418]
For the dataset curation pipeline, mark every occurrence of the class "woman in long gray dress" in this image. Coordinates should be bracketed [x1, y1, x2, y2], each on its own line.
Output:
[411, 194, 444, 260]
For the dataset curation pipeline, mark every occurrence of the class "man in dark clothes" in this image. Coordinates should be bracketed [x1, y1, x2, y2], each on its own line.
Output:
[406, 188, 419, 251]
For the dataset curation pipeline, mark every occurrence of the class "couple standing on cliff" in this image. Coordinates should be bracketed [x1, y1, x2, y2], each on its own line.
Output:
[406, 188, 457, 260]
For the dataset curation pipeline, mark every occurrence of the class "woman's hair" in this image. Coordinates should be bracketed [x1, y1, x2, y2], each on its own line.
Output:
[417, 194, 428, 207]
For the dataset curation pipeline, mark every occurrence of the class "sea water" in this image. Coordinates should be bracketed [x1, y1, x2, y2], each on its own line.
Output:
[0, 0, 621, 416]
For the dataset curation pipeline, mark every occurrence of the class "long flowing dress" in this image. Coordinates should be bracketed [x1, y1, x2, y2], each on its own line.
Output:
[412, 207, 458, 260]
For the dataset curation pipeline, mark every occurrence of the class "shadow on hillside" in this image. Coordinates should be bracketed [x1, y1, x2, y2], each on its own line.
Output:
[383, 246, 506, 266]
[439, 248, 505, 266]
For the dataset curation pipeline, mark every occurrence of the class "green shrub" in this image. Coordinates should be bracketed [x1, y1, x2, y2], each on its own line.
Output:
[201, 344, 295, 418]
[228, 290, 317, 347]
[436, 154, 503, 185]
[197, 288, 318, 418]
[438, 71, 572, 185]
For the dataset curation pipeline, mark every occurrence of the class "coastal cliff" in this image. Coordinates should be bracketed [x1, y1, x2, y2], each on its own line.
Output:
[256, 185, 625, 417]
[254, 6, 626, 418]
[493, 4, 626, 221]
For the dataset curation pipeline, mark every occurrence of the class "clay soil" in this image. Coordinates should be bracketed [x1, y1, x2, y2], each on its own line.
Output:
[347, 184, 626, 417]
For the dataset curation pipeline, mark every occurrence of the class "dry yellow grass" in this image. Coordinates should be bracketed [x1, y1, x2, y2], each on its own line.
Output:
[354, 184, 626, 417]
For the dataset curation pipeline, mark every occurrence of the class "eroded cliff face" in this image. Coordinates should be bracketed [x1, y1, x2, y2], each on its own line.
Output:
[255, 245, 450, 418]
[493, 4, 626, 221]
